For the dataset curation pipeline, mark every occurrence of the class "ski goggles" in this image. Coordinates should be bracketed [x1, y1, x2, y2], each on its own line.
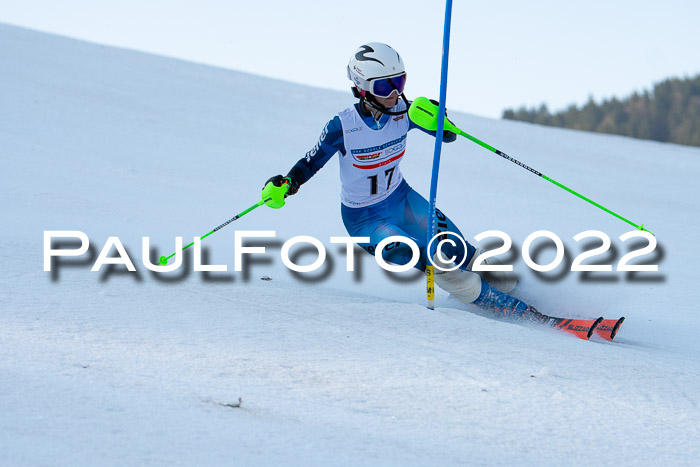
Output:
[369, 73, 407, 98]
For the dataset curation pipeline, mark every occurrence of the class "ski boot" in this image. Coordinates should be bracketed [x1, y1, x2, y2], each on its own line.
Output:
[473, 280, 528, 320]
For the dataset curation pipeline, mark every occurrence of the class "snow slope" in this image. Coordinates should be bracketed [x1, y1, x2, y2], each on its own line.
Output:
[1, 24, 699, 466]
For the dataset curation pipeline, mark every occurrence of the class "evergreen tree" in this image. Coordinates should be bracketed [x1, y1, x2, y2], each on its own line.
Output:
[502, 73, 700, 147]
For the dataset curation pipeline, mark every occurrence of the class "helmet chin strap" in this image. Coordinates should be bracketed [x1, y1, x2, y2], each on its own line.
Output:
[364, 92, 410, 116]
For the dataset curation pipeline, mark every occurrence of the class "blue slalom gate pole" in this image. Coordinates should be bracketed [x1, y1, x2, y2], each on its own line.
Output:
[426, 0, 454, 309]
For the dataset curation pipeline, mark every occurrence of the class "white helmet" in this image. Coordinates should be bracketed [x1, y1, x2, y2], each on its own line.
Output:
[347, 42, 406, 98]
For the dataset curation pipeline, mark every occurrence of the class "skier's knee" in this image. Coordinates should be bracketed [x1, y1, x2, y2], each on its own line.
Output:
[467, 248, 518, 293]
[432, 252, 482, 303]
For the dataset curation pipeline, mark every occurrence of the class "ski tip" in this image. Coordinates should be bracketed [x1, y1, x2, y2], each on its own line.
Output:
[610, 317, 625, 341]
[593, 317, 626, 341]
[588, 317, 604, 340]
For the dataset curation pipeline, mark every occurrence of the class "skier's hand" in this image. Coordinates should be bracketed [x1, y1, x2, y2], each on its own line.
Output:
[261, 175, 298, 209]
[264, 175, 299, 196]
[442, 130, 457, 143]
[429, 99, 457, 143]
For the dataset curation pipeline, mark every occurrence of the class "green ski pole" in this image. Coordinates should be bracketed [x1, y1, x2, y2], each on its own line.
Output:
[408, 97, 653, 235]
[158, 182, 289, 265]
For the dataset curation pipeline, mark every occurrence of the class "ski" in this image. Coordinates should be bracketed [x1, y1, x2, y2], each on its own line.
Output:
[594, 317, 625, 341]
[541, 316, 604, 340]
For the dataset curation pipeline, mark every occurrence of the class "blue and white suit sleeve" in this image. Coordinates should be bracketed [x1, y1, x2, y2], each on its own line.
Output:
[287, 116, 345, 185]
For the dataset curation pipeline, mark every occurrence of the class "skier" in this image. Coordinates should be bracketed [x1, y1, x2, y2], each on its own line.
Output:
[262, 42, 544, 322]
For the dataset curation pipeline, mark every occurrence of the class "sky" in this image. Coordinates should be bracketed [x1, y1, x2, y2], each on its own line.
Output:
[3, 0, 699, 119]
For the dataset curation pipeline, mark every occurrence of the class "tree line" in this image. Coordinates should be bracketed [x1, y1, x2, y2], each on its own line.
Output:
[502, 74, 700, 147]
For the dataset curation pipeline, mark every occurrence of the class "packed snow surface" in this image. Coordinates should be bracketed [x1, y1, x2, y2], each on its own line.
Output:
[1, 24, 699, 465]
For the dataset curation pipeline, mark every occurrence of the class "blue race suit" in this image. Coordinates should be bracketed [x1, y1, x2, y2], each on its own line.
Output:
[283, 99, 532, 318]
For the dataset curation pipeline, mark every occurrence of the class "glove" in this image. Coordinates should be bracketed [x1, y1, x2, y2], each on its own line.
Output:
[261, 175, 299, 209]
[429, 99, 457, 142]
[264, 174, 299, 196]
